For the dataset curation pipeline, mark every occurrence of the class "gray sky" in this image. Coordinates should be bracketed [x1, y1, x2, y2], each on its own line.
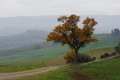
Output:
[0, 0, 120, 17]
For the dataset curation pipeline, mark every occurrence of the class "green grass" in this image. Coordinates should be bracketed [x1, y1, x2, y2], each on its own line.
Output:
[80, 57, 120, 80]
[83, 46, 115, 59]
[0, 47, 115, 73]
[0, 34, 118, 73]
[13, 57, 120, 80]
[0, 46, 69, 63]
[0, 62, 47, 73]
[10, 67, 73, 80]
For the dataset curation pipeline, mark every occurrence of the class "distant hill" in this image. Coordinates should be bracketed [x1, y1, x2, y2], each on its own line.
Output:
[0, 16, 58, 36]
[0, 34, 118, 63]
[0, 15, 120, 36]
[0, 30, 48, 50]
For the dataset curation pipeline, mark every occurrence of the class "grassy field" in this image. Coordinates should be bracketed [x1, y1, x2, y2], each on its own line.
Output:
[12, 57, 120, 80]
[0, 34, 119, 80]
[0, 62, 47, 73]
[0, 47, 115, 72]
[9, 67, 72, 80]
[84, 46, 115, 59]
[0, 34, 118, 72]
[80, 57, 120, 80]
[0, 46, 69, 64]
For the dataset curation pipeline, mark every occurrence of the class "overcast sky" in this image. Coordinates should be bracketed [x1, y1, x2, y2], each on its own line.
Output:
[0, 0, 120, 17]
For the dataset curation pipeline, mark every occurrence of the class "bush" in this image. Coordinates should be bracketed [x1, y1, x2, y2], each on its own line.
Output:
[100, 53, 110, 59]
[78, 54, 94, 63]
[64, 49, 75, 63]
[64, 49, 95, 63]
[111, 52, 117, 56]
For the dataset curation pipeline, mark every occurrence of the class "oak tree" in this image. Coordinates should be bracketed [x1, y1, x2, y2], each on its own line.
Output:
[47, 14, 98, 64]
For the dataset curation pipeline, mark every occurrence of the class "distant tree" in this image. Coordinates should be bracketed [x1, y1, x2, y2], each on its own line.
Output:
[111, 30, 114, 35]
[111, 28, 120, 36]
[111, 28, 120, 43]
[47, 14, 98, 64]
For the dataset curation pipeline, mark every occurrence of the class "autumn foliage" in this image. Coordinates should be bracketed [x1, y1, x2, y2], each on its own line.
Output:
[64, 49, 75, 63]
[47, 14, 98, 63]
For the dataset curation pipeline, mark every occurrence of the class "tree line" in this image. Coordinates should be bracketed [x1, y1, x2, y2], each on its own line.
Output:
[111, 28, 120, 36]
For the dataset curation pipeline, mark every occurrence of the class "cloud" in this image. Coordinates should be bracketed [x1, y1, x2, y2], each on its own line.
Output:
[0, 0, 120, 17]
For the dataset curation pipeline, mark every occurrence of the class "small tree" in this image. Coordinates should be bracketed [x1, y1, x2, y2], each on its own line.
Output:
[47, 14, 98, 64]
[115, 43, 120, 55]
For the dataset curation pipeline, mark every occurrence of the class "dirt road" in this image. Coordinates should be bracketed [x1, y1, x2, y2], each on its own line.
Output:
[0, 66, 62, 80]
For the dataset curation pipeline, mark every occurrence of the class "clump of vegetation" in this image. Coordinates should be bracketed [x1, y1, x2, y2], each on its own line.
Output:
[47, 14, 97, 64]
[64, 49, 95, 63]
[111, 52, 117, 56]
[78, 54, 95, 63]
[115, 43, 120, 55]
[100, 53, 110, 59]
[64, 49, 75, 63]
[100, 50, 118, 59]
[111, 28, 120, 43]
[111, 28, 120, 36]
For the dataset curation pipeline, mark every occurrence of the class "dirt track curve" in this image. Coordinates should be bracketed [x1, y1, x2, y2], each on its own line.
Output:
[0, 66, 62, 80]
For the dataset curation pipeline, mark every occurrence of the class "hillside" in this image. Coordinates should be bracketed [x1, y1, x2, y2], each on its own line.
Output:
[0, 42, 58, 57]
[0, 47, 115, 73]
[82, 34, 119, 51]
[0, 30, 47, 50]
[0, 34, 118, 64]
[0, 33, 118, 73]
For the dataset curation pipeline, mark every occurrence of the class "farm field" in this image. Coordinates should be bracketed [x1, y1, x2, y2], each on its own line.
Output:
[10, 57, 120, 80]
[0, 46, 115, 73]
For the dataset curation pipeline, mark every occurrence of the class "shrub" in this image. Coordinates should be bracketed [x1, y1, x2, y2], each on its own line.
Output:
[78, 54, 94, 63]
[64, 49, 75, 63]
[111, 52, 117, 56]
[64, 49, 94, 63]
[100, 53, 110, 59]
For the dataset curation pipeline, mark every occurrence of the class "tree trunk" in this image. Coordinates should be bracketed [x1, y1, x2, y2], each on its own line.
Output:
[74, 49, 79, 64]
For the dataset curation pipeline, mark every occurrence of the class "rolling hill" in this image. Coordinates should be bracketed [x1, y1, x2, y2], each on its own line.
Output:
[0, 34, 119, 64]
[0, 30, 48, 50]
[0, 33, 118, 73]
